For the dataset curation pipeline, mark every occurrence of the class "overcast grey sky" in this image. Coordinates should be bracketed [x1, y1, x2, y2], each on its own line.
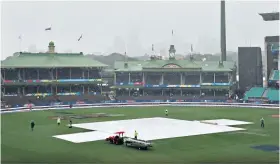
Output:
[1, 1, 279, 59]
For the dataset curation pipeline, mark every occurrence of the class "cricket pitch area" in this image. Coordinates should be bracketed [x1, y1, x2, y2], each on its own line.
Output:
[2, 106, 279, 163]
[54, 117, 252, 143]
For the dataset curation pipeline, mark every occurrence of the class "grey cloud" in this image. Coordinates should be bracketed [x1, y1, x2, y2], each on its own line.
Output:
[1, 1, 279, 60]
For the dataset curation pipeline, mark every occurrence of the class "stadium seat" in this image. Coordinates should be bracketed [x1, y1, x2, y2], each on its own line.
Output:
[266, 89, 279, 101]
[244, 87, 266, 100]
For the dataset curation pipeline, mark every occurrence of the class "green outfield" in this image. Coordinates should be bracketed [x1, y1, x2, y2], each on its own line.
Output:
[1, 106, 279, 164]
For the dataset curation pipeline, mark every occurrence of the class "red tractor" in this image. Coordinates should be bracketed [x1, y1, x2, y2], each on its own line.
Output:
[105, 131, 125, 145]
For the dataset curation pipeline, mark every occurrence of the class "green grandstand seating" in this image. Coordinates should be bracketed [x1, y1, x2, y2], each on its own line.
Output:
[244, 87, 265, 100]
[266, 89, 279, 101]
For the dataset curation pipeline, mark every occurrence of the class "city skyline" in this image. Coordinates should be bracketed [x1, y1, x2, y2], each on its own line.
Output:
[1, 1, 279, 60]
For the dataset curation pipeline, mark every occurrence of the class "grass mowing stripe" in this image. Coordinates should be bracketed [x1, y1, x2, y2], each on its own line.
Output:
[2, 106, 279, 163]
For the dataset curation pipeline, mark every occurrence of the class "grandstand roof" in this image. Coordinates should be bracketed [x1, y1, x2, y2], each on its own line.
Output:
[114, 60, 236, 72]
[259, 12, 279, 21]
[1, 52, 107, 68]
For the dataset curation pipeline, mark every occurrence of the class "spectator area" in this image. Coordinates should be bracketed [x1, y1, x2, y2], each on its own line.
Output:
[244, 87, 266, 100]
[266, 88, 279, 101]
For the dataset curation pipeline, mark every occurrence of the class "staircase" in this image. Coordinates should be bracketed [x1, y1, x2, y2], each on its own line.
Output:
[262, 88, 269, 97]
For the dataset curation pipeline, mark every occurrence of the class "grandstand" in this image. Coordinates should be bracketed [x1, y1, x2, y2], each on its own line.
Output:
[243, 12, 279, 104]
[266, 88, 279, 101]
[244, 86, 279, 104]
[262, 12, 279, 104]
[244, 87, 266, 99]
[1, 41, 108, 107]
[112, 52, 237, 101]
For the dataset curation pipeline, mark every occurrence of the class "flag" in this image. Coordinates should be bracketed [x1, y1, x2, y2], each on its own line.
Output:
[78, 34, 83, 41]
[18, 35, 22, 40]
[152, 44, 154, 51]
[45, 27, 51, 31]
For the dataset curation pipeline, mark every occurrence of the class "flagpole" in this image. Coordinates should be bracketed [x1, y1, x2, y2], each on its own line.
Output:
[19, 35, 22, 52]
[19, 38, 21, 52]
[124, 41, 127, 62]
[45, 25, 52, 47]
[78, 35, 80, 53]
[171, 29, 174, 45]
[77, 35, 79, 53]
[77, 34, 83, 53]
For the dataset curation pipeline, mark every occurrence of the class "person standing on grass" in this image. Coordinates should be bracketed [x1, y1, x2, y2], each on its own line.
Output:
[69, 118, 72, 128]
[165, 109, 168, 116]
[260, 117, 265, 128]
[57, 117, 61, 126]
[30, 120, 35, 131]
[28, 103, 32, 111]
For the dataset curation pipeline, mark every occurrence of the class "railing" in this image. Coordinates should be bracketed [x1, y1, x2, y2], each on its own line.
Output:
[1, 102, 278, 114]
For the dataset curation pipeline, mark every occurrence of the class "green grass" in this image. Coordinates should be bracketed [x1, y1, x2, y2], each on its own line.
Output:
[1, 106, 279, 164]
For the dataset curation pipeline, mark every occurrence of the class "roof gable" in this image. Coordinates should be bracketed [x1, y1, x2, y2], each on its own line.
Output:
[162, 63, 182, 68]
[141, 60, 201, 69]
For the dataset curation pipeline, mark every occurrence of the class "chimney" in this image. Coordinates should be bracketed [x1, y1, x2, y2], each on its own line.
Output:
[221, 0, 227, 61]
